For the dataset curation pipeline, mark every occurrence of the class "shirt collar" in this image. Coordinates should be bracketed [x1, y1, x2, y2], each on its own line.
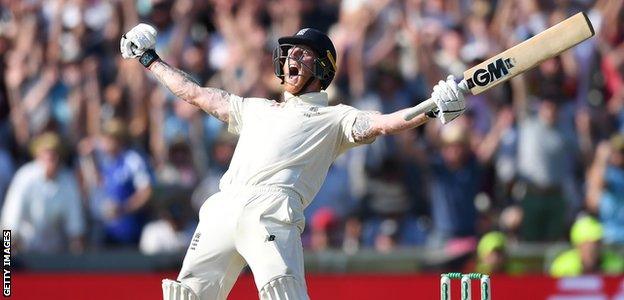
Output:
[283, 91, 329, 107]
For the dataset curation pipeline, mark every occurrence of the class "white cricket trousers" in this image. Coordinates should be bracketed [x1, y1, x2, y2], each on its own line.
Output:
[176, 186, 309, 300]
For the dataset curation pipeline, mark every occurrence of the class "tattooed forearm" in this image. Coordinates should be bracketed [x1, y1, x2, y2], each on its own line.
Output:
[201, 87, 231, 122]
[352, 107, 430, 142]
[150, 60, 202, 103]
[149, 60, 231, 122]
[352, 112, 379, 143]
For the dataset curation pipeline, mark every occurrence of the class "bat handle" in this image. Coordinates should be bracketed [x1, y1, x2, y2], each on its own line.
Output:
[403, 79, 469, 121]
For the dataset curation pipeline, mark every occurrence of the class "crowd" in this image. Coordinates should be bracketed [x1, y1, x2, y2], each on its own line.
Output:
[0, 0, 623, 275]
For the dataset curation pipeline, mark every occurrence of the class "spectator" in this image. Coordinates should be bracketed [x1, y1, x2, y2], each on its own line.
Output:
[342, 214, 363, 254]
[550, 216, 624, 277]
[360, 157, 414, 249]
[157, 139, 199, 188]
[191, 130, 237, 212]
[515, 98, 570, 241]
[305, 154, 356, 230]
[0, 146, 14, 206]
[586, 134, 624, 245]
[427, 122, 483, 249]
[139, 201, 194, 255]
[475, 231, 524, 275]
[476, 231, 507, 274]
[90, 119, 153, 246]
[309, 207, 339, 252]
[1, 132, 84, 253]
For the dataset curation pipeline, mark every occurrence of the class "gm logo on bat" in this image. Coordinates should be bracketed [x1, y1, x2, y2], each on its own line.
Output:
[466, 57, 516, 89]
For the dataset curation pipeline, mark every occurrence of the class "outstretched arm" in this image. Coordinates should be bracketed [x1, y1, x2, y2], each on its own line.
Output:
[352, 110, 430, 143]
[147, 60, 231, 122]
[120, 23, 232, 123]
[352, 76, 465, 143]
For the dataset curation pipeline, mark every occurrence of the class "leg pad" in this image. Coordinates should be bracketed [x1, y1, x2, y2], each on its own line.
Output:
[162, 279, 199, 300]
[259, 276, 309, 300]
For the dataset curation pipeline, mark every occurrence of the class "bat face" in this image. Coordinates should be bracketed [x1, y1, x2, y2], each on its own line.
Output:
[465, 57, 516, 89]
[403, 12, 594, 121]
[463, 12, 594, 95]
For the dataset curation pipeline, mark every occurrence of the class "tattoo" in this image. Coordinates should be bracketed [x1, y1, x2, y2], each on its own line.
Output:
[202, 87, 231, 122]
[352, 112, 377, 143]
[150, 61, 231, 122]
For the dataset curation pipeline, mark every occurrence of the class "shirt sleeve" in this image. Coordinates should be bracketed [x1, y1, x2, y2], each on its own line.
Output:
[126, 152, 152, 190]
[1, 167, 28, 231]
[228, 96, 275, 135]
[338, 105, 376, 153]
[62, 173, 86, 238]
[227, 95, 246, 135]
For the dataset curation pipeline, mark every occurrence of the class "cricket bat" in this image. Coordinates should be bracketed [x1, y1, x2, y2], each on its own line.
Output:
[404, 12, 595, 121]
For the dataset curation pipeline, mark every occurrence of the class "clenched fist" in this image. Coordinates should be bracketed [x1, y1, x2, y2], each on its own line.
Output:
[120, 23, 157, 59]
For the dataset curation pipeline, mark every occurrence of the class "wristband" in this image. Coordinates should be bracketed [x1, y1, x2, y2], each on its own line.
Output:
[139, 49, 159, 68]
[425, 109, 439, 118]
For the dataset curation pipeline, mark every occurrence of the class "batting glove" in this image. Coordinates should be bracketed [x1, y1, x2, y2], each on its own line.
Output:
[430, 75, 465, 124]
[120, 23, 157, 59]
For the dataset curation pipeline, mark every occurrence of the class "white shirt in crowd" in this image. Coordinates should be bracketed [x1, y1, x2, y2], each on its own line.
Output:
[1, 161, 85, 253]
[221, 91, 367, 206]
[139, 219, 192, 255]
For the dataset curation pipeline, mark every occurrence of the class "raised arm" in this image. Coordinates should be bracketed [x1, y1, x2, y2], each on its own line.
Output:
[352, 75, 465, 143]
[147, 60, 231, 122]
[586, 141, 611, 213]
[120, 23, 232, 122]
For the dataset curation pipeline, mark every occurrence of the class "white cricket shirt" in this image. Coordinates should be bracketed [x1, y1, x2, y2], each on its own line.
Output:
[221, 91, 368, 206]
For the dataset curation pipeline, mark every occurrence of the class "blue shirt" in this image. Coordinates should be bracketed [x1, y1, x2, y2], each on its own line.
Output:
[97, 149, 152, 244]
[429, 156, 481, 237]
[600, 165, 624, 245]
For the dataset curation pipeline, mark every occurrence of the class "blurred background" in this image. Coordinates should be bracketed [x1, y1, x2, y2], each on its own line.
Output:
[1, 0, 624, 299]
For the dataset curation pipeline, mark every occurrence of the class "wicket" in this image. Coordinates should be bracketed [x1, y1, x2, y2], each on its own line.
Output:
[440, 273, 491, 300]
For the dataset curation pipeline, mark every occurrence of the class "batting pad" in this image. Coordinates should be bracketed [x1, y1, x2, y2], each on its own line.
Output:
[259, 276, 309, 300]
[162, 279, 199, 300]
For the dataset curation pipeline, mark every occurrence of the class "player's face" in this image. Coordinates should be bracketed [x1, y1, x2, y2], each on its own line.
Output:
[283, 45, 317, 94]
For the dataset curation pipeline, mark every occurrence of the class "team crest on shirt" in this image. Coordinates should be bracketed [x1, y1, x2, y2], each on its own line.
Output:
[271, 101, 285, 108]
[303, 106, 320, 118]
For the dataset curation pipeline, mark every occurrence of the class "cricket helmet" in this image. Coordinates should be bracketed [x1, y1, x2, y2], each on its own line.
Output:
[273, 28, 337, 90]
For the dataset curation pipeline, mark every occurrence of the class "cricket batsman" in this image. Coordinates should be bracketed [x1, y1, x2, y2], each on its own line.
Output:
[120, 24, 465, 300]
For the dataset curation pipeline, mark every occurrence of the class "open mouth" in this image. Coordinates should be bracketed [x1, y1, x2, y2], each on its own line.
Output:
[289, 66, 299, 77]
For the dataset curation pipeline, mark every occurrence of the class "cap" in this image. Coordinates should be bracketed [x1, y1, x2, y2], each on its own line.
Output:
[571, 216, 603, 246]
[477, 231, 507, 259]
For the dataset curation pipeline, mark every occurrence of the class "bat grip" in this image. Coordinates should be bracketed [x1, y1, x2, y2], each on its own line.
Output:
[403, 97, 436, 121]
[403, 79, 469, 121]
